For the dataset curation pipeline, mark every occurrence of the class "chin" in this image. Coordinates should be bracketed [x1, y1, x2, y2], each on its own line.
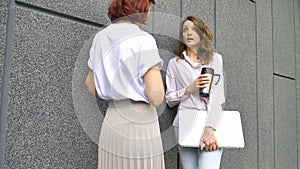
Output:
[186, 43, 197, 48]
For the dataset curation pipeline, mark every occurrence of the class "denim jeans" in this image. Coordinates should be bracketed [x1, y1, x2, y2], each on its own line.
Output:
[174, 126, 223, 169]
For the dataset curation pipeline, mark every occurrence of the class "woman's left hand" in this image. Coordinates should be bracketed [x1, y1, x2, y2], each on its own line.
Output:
[199, 127, 219, 151]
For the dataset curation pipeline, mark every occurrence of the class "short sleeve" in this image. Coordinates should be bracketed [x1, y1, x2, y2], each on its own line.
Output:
[88, 36, 97, 70]
[138, 35, 163, 77]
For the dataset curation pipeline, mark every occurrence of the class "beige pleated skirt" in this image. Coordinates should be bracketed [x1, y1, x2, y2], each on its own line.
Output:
[98, 99, 165, 169]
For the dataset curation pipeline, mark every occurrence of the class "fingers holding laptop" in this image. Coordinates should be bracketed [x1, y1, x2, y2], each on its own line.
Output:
[199, 127, 219, 151]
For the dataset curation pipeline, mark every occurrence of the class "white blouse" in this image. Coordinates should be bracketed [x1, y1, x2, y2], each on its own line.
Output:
[165, 51, 225, 129]
[88, 23, 163, 103]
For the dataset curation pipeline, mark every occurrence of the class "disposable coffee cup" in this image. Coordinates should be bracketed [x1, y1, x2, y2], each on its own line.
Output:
[199, 67, 214, 97]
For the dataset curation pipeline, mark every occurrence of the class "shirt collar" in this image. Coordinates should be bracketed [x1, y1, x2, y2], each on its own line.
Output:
[183, 51, 201, 68]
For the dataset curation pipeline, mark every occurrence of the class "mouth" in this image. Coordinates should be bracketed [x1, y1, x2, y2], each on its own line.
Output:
[186, 37, 194, 42]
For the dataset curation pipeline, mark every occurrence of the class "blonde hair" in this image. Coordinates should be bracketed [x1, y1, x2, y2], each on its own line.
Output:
[174, 16, 214, 64]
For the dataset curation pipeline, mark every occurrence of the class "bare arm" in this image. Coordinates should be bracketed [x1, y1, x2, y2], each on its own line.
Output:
[144, 65, 165, 107]
[85, 70, 97, 96]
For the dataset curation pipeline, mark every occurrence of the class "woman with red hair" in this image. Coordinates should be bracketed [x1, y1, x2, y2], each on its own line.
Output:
[85, 0, 165, 168]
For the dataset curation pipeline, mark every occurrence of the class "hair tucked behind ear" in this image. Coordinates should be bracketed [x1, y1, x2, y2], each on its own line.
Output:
[174, 16, 214, 64]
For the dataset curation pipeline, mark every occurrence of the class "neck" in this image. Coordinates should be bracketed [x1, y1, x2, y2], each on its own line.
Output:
[115, 19, 134, 24]
[186, 48, 198, 62]
[115, 19, 143, 28]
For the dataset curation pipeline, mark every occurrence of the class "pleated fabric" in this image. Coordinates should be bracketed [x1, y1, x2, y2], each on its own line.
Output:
[98, 99, 165, 169]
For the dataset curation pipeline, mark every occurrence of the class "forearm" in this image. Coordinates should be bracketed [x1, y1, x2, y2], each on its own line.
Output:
[166, 87, 189, 107]
[144, 65, 165, 107]
[85, 70, 97, 96]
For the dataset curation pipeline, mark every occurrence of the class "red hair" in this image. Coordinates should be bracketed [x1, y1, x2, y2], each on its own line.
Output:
[108, 0, 155, 24]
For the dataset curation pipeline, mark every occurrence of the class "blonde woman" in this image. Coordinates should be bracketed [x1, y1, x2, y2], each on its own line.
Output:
[166, 16, 225, 169]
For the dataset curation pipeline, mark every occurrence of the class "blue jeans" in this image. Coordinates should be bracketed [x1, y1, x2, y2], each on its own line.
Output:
[174, 126, 223, 169]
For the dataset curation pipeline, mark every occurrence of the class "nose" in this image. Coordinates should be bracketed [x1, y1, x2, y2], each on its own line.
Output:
[187, 28, 194, 36]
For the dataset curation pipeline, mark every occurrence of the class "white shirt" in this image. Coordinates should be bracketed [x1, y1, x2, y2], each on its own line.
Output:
[165, 51, 225, 129]
[88, 23, 163, 103]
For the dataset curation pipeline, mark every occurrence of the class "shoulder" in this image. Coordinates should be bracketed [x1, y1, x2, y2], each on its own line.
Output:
[94, 25, 110, 37]
[91, 27, 109, 44]
[210, 52, 224, 71]
[210, 52, 223, 66]
[168, 57, 181, 64]
[137, 31, 156, 44]
[121, 30, 157, 48]
[167, 57, 183, 68]
[213, 52, 223, 63]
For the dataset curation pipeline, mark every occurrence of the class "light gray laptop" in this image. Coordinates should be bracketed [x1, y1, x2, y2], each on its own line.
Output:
[179, 110, 245, 148]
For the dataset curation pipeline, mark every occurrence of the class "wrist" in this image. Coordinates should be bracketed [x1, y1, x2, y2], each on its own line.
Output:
[184, 86, 192, 95]
[205, 126, 216, 133]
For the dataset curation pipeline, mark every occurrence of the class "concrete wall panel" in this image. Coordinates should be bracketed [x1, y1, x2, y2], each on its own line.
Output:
[152, 0, 181, 41]
[16, 0, 111, 25]
[4, 6, 98, 168]
[216, 1, 256, 168]
[256, 0, 274, 168]
[274, 76, 297, 169]
[273, 0, 296, 78]
[182, 0, 215, 42]
[294, 0, 300, 167]
[0, 0, 8, 108]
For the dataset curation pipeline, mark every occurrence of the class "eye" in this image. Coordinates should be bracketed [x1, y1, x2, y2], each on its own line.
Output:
[183, 27, 188, 33]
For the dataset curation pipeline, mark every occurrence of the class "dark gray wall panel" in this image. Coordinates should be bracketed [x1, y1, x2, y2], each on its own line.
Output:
[216, 1, 256, 168]
[0, 0, 8, 107]
[274, 76, 297, 169]
[273, 0, 296, 78]
[16, 0, 111, 25]
[257, 0, 274, 168]
[4, 6, 98, 168]
[154, 0, 181, 17]
[152, 0, 181, 41]
[182, 0, 215, 44]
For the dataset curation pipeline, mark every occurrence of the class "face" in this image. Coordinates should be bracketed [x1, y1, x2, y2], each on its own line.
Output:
[182, 20, 200, 49]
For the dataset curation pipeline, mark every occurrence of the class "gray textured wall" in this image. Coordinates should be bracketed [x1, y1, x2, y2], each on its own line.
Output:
[0, 0, 8, 106]
[257, 0, 274, 168]
[0, 0, 8, 167]
[0, 0, 299, 169]
[296, 0, 300, 166]
[273, 0, 298, 168]
[216, 1, 257, 168]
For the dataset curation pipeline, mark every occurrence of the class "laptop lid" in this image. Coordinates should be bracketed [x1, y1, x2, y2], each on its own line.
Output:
[179, 110, 245, 148]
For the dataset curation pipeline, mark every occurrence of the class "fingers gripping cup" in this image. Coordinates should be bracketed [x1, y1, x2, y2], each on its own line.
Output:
[199, 67, 214, 97]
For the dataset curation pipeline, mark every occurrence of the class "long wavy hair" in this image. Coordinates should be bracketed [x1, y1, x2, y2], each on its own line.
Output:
[174, 16, 214, 64]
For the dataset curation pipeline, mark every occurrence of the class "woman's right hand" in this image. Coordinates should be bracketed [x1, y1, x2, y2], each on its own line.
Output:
[184, 74, 210, 95]
[199, 127, 219, 151]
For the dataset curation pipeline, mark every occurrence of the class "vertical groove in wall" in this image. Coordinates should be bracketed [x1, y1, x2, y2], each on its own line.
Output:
[255, 1, 259, 168]
[271, 0, 276, 168]
[180, 0, 182, 18]
[0, 0, 14, 168]
[294, 0, 297, 80]
[214, 0, 216, 49]
[293, 0, 299, 167]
